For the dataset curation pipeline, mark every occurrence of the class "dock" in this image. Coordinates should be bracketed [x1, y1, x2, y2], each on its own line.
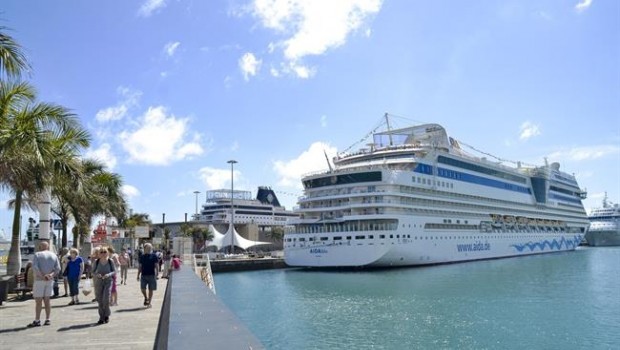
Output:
[0, 268, 165, 349]
[0, 265, 264, 349]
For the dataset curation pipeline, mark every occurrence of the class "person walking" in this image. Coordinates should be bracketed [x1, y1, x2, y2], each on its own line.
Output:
[107, 246, 120, 306]
[59, 247, 69, 297]
[93, 247, 115, 324]
[27, 241, 61, 327]
[118, 248, 130, 285]
[65, 248, 84, 305]
[137, 243, 158, 307]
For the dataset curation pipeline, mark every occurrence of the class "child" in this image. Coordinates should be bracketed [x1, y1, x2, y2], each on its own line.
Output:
[171, 255, 182, 270]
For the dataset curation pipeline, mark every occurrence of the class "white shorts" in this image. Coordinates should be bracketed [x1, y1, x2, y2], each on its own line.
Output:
[33, 280, 54, 298]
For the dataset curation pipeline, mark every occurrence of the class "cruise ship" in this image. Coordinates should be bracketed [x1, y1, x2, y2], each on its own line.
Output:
[585, 194, 620, 246]
[284, 117, 589, 267]
[194, 187, 297, 227]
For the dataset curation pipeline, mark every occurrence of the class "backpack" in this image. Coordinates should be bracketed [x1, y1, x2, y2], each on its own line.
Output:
[94, 258, 115, 273]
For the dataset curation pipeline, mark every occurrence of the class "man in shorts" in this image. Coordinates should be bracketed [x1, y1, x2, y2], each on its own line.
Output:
[137, 243, 159, 307]
[28, 241, 61, 327]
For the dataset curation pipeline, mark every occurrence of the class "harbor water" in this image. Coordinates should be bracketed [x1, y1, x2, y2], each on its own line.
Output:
[215, 247, 620, 349]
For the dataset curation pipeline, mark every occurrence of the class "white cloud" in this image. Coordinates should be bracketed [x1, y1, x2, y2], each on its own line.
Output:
[320, 115, 327, 127]
[198, 167, 240, 190]
[138, 0, 167, 17]
[96, 105, 128, 123]
[164, 41, 180, 57]
[95, 86, 141, 123]
[273, 141, 337, 188]
[84, 143, 117, 170]
[575, 0, 593, 12]
[239, 52, 262, 81]
[250, 0, 382, 78]
[122, 184, 140, 199]
[548, 145, 620, 161]
[119, 106, 204, 165]
[519, 121, 541, 141]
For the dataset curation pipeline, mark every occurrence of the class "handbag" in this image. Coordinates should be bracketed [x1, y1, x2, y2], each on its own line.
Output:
[81, 278, 92, 296]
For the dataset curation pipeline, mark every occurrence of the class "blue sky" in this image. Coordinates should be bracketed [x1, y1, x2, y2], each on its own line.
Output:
[1, 0, 619, 239]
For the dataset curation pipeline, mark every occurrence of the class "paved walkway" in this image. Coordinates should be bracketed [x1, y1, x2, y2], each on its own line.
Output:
[0, 268, 167, 350]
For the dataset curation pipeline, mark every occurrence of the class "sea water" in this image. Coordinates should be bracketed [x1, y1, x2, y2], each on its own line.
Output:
[215, 247, 620, 349]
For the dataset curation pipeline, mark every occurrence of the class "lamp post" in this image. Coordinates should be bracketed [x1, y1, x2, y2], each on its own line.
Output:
[162, 213, 166, 250]
[228, 160, 237, 254]
[193, 190, 200, 218]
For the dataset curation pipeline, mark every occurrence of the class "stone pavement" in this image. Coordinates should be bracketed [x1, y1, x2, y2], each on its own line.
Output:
[0, 268, 167, 350]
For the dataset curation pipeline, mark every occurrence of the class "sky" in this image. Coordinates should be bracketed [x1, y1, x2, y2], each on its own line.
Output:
[1, 0, 619, 239]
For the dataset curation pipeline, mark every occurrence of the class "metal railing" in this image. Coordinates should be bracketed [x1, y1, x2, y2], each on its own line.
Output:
[192, 253, 216, 294]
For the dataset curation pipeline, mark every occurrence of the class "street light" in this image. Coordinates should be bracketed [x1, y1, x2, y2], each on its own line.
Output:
[228, 160, 237, 254]
[193, 190, 200, 217]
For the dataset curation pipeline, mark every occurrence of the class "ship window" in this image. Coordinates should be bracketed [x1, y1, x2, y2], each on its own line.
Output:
[397, 235, 400, 238]
[346, 236, 352, 240]
[390, 235, 393, 238]
[380, 235, 385, 239]
[355, 235, 365, 239]
[334, 236, 342, 240]
[309, 238, 314, 242]
[320, 237, 328, 241]
[368, 235, 374, 239]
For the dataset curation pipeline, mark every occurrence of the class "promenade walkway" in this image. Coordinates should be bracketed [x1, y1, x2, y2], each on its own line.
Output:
[0, 268, 167, 350]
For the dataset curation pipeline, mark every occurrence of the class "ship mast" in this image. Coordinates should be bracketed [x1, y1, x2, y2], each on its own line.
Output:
[384, 112, 393, 146]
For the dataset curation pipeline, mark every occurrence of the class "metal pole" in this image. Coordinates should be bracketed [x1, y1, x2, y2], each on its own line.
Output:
[193, 191, 200, 217]
[162, 213, 166, 250]
[227, 160, 237, 254]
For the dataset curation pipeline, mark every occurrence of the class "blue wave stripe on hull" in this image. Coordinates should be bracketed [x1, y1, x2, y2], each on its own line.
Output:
[511, 236, 582, 252]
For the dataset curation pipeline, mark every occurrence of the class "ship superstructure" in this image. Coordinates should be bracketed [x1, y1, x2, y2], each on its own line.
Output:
[194, 186, 297, 227]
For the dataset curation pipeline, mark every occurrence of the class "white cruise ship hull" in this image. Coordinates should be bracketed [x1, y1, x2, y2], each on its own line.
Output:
[585, 227, 620, 246]
[285, 226, 583, 267]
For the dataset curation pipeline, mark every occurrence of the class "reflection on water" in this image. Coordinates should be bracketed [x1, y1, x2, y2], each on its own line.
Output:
[216, 247, 620, 350]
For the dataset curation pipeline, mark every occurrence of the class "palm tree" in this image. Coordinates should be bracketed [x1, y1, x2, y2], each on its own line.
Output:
[267, 226, 284, 241]
[119, 212, 151, 252]
[0, 26, 31, 80]
[189, 226, 213, 252]
[0, 81, 90, 275]
[53, 158, 127, 248]
[67, 159, 127, 247]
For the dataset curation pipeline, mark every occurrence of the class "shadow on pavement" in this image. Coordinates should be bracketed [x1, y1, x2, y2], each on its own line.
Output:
[57, 323, 100, 332]
[0, 326, 30, 334]
[78, 306, 99, 310]
[115, 307, 146, 312]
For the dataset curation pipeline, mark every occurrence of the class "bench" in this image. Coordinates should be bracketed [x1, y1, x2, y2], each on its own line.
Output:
[13, 272, 32, 299]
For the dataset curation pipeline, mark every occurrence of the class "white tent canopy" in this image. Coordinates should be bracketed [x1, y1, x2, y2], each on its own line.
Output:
[207, 224, 271, 251]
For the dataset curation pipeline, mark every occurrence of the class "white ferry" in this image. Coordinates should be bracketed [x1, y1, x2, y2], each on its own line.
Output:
[284, 117, 589, 267]
[194, 187, 297, 227]
[585, 194, 620, 246]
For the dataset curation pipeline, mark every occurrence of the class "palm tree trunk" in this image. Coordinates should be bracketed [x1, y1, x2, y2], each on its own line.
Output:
[6, 190, 23, 275]
[61, 216, 68, 248]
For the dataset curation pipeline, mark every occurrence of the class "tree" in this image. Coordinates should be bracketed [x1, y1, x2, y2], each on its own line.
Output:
[119, 212, 151, 251]
[267, 226, 284, 242]
[179, 223, 213, 252]
[0, 81, 90, 275]
[54, 158, 127, 248]
[0, 26, 31, 80]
